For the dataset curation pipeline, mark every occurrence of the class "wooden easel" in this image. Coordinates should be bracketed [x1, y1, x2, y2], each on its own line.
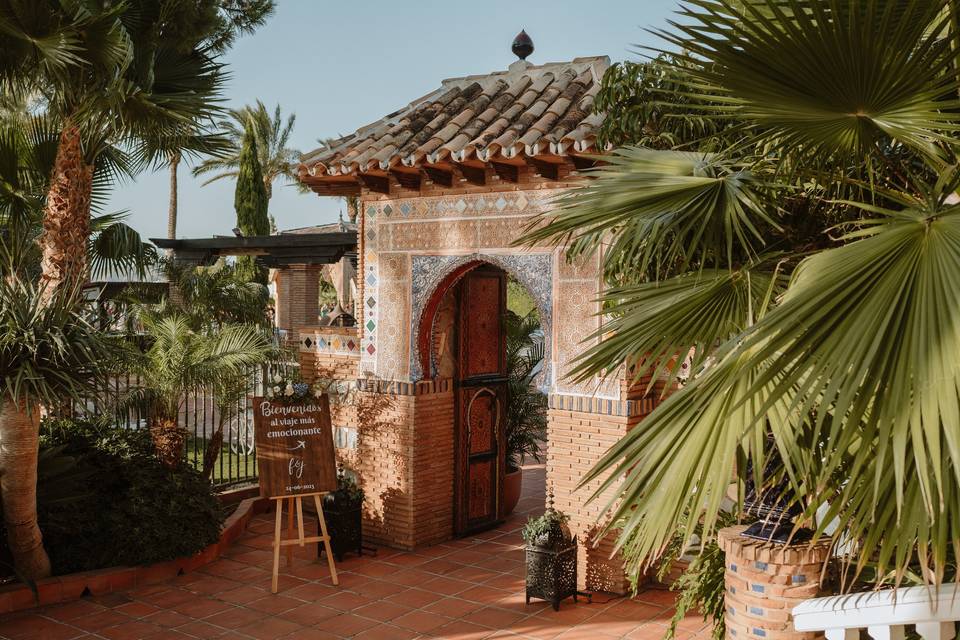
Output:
[271, 492, 339, 593]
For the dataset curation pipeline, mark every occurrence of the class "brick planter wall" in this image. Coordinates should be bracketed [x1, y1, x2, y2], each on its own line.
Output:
[718, 525, 831, 640]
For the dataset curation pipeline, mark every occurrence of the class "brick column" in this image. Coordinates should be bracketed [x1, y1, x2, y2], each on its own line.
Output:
[719, 526, 831, 640]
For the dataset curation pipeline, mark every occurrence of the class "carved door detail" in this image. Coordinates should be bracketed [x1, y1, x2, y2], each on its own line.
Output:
[454, 266, 507, 535]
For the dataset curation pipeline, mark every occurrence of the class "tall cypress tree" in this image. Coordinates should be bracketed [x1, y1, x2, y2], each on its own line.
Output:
[234, 124, 270, 284]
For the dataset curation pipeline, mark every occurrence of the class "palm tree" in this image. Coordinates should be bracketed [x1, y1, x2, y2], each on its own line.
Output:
[159, 0, 276, 240]
[524, 0, 960, 589]
[0, 1, 225, 295]
[192, 101, 300, 200]
[122, 314, 272, 467]
[0, 278, 113, 580]
[504, 309, 547, 471]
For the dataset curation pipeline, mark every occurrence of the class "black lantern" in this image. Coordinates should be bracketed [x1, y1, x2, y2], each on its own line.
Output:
[741, 439, 812, 544]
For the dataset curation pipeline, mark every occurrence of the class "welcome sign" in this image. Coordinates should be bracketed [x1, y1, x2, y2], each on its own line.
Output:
[253, 395, 337, 498]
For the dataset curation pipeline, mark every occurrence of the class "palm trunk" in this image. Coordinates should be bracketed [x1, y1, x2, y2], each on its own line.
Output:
[150, 417, 187, 469]
[0, 400, 52, 582]
[39, 123, 93, 301]
[166, 151, 180, 241]
[202, 415, 226, 480]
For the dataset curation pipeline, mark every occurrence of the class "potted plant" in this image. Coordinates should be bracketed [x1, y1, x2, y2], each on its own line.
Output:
[522, 499, 586, 610]
[504, 310, 547, 515]
[319, 465, 366, 561]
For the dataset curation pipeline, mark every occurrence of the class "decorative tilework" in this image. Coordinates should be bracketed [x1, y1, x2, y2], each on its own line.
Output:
[408, 252, 554, 386]
[298, 329, 362, 356]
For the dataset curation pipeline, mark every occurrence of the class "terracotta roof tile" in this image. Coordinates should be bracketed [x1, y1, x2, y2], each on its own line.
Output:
[300, 56, 609, 180]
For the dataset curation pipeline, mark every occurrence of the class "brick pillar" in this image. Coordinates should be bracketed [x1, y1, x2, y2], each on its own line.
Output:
[719, 525, 831, 640]
[547, 369, 674, 595]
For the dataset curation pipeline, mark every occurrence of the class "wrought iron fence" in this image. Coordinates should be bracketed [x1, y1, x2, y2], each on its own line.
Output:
[71, 360, 299, 489]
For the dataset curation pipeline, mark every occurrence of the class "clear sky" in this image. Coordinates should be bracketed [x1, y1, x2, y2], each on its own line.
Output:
[108, 0, 679, 242]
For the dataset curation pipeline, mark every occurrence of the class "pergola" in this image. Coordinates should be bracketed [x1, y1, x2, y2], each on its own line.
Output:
[152, 232, 357, 333]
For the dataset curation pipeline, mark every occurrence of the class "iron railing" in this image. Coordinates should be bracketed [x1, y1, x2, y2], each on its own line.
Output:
[71, 360, 299, 489]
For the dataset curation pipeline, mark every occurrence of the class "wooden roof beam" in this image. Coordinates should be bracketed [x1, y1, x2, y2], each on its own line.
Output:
[390, 168, 422, 191]
[527, 156, 575, 181]
[460, 163, 492, 186]
[356, 172, 391, 194]
[423, 165, 454, 188]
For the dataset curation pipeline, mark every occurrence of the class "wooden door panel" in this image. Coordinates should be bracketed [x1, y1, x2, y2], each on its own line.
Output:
[460, 274, 505, 378]
[454, 267, 508, 536]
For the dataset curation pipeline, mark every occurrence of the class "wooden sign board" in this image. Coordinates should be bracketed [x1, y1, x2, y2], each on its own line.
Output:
[253, 395, 337, 498]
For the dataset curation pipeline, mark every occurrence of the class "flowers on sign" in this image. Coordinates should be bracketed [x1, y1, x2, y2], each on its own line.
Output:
[264, 370, 329, 404]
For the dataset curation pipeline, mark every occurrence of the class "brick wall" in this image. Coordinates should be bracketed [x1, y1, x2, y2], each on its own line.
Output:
[546, 371, 674, 595]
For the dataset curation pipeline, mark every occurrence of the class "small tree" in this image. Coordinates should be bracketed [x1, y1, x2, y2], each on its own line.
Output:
[233, 125, 270, 285]
[122, 315, 271, 467]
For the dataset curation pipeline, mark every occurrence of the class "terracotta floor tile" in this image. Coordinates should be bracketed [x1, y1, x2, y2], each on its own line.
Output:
[318, 590, 373, 612]
[202, 606, 266, 630]
[242, 595, 303, 616]
[281, 603, 340, 627]
[236, 615, 304, 640]
[352, 600, 413, 622]
[0, 465, 690, 640]
[317, 612, 379, 636]
[422, 596, 485, 618]
[429, 619, 496, 639]
[350, 579, 407, 600]
[41, 600, 105, 622]
[141, 609, 194, 628]
[391, 609, 454, 633]
[216, 585, 272, 605]
[98, 620, 164, 639]
[280, 628, 340, 640]
[385, 587, 443, 609]
[353, 622, 421, 640]
[70, 610, 133, 632]
[461, 605, 528, 630]
[174, 619, 229, 638]
[281, 582, 337, 602]
[170, 597, 235, 619]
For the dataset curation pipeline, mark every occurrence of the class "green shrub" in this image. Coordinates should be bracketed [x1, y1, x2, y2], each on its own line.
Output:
[4, 418, 224, 575]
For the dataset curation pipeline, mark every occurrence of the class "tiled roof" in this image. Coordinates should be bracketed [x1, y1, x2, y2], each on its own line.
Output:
[279, 221, 358, 235]
[299, 56, 609, 183]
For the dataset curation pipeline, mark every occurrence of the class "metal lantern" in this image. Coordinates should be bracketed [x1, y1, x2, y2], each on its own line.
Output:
[525, 535, 581, 611]
[741, 440, 813, 544]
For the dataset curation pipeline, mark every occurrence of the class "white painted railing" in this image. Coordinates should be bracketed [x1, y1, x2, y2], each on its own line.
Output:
[793, 584, 960, 640]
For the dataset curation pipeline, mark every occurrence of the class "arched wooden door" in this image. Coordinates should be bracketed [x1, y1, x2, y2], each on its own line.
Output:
[454, 266, 507, 535]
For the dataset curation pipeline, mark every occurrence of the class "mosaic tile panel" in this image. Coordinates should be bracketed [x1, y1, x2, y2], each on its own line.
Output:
[299, 330, 361, 355]
[409, 252, 554, 386]
[365, 189, 566, 220]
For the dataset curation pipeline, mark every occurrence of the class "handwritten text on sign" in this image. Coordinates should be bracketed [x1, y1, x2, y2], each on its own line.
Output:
[253, 396, 337, 497]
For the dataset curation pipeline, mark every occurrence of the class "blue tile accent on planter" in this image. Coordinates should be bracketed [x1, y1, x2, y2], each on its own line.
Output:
[730, 563, 738, 572]
[754, 561, 768, 571]
[792, 575, 807, 584]
[751, 584, 765, 593]
[750, 607, 763, 616]
[753, 628, 766, 637]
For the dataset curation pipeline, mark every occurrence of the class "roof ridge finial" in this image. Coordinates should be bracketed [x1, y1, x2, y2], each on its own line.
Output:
[512, 29, 534, 62]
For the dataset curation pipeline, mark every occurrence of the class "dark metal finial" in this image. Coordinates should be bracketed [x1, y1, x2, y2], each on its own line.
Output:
[512, 30, 534, 61]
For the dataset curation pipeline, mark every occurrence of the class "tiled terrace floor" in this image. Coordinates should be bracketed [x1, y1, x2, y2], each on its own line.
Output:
[0, 464, 708, 639]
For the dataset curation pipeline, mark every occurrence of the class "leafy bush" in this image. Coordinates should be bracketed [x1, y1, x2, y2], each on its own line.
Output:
[522, 508, 571, 549]
[3, 418, 224, 575]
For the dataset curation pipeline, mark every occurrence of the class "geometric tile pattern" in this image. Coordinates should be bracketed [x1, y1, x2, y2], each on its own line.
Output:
[300, 329, 361, 356]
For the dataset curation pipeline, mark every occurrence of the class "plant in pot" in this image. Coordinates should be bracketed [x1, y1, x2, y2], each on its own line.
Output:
[522, 497, 586, 610]
[319, 465, 366, 561]
[504, 309, 547, 515]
